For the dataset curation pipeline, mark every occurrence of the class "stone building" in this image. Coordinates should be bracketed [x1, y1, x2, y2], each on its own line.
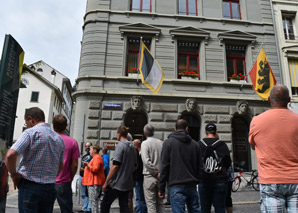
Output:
[73, 0, 281, 171]
[271, 0, 298, 113]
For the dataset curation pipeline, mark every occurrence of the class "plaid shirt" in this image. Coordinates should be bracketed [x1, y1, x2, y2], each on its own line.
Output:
[11, 123, 64, 184]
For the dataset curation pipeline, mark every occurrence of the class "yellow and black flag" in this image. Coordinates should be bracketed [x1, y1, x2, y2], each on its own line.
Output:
[249, 48, 276, 101]
[138, 42, 164, 94]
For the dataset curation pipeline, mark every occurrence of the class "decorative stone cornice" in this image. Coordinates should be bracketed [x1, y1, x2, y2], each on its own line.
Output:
[217, 30, 257, 48]
[119, 23, 161, 41]
[169, 26, 210, 45]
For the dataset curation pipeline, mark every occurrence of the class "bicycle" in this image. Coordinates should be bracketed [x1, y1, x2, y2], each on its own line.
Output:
[232, 169, 259, 192]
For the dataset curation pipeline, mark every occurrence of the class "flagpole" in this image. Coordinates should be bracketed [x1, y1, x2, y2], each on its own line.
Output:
[136, 37, 143, 86]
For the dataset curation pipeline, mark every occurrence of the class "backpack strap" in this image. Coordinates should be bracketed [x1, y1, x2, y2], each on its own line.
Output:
[211, 139, 222, 147]
[200, 139, 221, 147]
[200, 139, 208, 147]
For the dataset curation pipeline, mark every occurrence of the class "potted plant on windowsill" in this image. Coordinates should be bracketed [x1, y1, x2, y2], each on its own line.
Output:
[229, 73, 246, 83]
[128, 68, 139, 78]
[179, 71, 199, 80]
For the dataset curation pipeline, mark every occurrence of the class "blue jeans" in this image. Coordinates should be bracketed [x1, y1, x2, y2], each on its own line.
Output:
[55, 181, 73, 213]
[260, 184, 298, 213]
[79, 176, 91, 211]
[170, 185, 201, 213]
[199, 182, 227, 213]
[135, 180, 147, 213]
[18, 178, 56, 213]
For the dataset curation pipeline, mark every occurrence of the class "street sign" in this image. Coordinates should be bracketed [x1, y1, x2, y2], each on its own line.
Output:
[103, 103, 122, 110]
[103, 142, 118, 150]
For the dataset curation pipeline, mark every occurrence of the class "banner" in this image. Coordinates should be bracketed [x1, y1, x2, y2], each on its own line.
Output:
[249, 48, 276, 100]
[0, 34, 24, 147]
[138, 42, 164, 94]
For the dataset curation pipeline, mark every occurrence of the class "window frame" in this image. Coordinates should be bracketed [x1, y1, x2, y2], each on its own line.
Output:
[226, 45, 247, 81]
[222, 0, 241, 20]
[178, 0, 198, 16]
[126, 38, 152, 76]
[30, 91, 39, 102]
[131, 0, 152, 12]
[177, 41, 200, 79]
[282, 14, 296, 41]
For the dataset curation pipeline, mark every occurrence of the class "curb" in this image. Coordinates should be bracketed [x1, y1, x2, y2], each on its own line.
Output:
[233, 201, 260, 205]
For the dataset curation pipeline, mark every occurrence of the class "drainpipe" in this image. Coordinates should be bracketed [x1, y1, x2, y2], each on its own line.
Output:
[270, 0, 283, 84]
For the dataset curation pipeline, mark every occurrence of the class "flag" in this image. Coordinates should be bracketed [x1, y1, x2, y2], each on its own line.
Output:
[249, 48, 276, 101]
[138, 42, 164, 94]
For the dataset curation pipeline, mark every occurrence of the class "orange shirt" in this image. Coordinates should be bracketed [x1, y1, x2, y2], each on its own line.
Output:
[249, 109, 298, 184]
[82, 154, 105, 186]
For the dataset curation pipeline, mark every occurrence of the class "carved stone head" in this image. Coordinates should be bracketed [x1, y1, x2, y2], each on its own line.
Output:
[236, 100, 249, 115]
[131, 96, 143, 110]
[186, 98, 197, 112]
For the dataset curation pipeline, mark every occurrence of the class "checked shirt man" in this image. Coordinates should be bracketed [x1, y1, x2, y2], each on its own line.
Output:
[5, 107, 65, 213]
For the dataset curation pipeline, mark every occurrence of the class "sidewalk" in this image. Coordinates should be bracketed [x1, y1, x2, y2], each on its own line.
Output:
[6, 185, 260, 212]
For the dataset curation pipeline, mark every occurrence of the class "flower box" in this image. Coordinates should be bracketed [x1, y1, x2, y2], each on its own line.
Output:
[181, 76, 198, 80]
[128, 73, 140, 78]
[230, 79, 246, 83]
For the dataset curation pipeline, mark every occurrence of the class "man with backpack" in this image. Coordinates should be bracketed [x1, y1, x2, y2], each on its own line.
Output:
[198, 123, 231, 213]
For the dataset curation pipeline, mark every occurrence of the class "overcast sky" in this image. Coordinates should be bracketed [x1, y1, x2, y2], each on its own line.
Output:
[0, 0, 86, 85]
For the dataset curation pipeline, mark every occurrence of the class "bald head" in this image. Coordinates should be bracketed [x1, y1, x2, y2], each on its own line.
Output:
[133, 139, 141, 152]
[269, 84, 290, 108]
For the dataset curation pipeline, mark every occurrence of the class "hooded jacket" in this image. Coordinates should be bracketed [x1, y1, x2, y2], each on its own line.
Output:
[159, 130, 202, 193]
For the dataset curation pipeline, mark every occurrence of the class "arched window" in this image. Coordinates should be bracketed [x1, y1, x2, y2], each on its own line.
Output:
[124, 111, 148, 141]
[181, 113, 201, 141]
[232, 116, 251, 171]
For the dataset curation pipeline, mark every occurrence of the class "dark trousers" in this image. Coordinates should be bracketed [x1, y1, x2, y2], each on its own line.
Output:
[18, 179, 56, 213]
[100, 187, 130, 213]
[55, 181, 73, 213]
[199, 182, 227, 213]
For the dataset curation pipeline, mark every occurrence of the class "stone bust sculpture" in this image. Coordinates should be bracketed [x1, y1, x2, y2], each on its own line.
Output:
[131, 96, 143, 110]
[236, 100, 249, 115]
[186, 98, 197, 112]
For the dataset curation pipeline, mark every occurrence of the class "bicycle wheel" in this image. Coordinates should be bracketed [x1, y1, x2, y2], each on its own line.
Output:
[232, 177, 241, 192]
[252, 176, 259, 191]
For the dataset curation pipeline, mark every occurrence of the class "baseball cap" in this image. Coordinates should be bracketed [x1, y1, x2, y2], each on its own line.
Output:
[205, 123, 217, 131]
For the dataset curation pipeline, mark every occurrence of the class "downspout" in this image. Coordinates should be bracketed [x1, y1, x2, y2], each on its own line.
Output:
[270, 0, 283, 84]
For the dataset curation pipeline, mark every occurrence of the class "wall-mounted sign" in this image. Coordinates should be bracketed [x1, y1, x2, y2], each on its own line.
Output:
[103, 142, 118, 150]
[103, 103, 122, 110]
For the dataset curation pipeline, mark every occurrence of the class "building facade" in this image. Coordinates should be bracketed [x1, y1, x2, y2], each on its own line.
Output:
[272, 0, 298, 113]
[29, 61, 74, 134]
[73, 0, 281, 171]
[13, 65, 64, 141]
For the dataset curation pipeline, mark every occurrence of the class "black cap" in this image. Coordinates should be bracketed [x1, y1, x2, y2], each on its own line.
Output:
[205, 123, 217, 131]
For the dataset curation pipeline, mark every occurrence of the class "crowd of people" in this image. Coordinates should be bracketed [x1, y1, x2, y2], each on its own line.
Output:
[5, 84, 298, 213]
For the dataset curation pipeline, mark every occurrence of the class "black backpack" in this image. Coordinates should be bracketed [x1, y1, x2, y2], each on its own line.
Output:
[200, 139, 223, 174]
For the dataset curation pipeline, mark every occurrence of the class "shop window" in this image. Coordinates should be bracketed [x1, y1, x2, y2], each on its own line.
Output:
[126, 38, 151, 76]
[178, 0, 197, 16]
[223, 0, 241, 20]
[282, 14, 296, 40]
[131, 0, 151, 12]
[178, 41, 200, 79]
[226, 44, 246, 81]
